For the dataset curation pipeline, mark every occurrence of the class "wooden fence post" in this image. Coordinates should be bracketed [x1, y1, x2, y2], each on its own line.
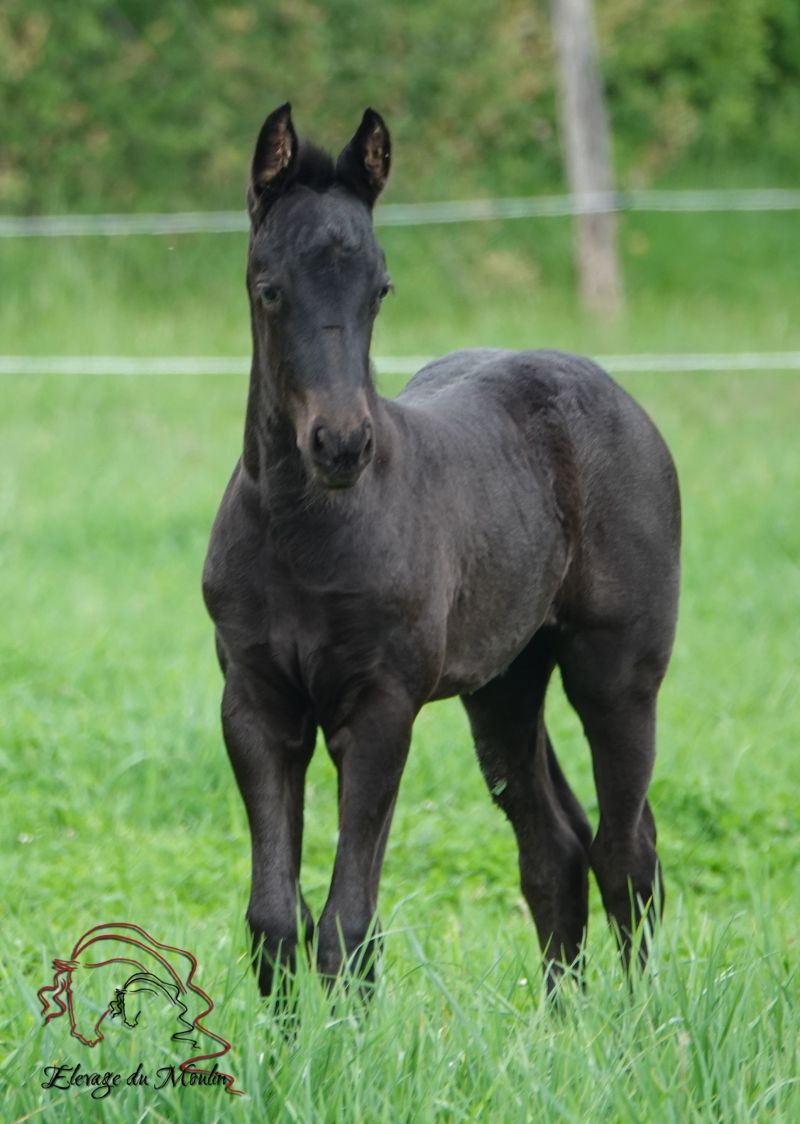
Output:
[550, 0, 623, 316]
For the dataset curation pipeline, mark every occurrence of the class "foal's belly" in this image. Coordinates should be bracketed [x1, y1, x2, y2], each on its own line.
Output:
[429, 522, 567, 699]
[396, 365, 572, 699]
[431, 585, 559, 699]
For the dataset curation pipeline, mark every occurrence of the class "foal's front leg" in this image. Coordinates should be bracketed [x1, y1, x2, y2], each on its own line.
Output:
[221, 669, 316, 996]
[317, 688, 414, 981]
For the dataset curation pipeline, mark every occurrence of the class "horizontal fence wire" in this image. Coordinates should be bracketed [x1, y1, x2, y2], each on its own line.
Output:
[2, 189, 800, 238]
[2, 353, 800, 377]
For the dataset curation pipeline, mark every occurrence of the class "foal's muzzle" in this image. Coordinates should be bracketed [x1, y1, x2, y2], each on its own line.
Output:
[310, 416, 374, 488]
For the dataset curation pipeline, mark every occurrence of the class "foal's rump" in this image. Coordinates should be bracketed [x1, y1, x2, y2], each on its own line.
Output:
[399, 345, 681, 643]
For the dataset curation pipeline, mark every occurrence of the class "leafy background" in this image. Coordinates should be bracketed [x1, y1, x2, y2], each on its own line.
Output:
[2, 0, 800, 212]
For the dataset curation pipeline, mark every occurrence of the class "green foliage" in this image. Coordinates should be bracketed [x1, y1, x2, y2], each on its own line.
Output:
[1, 0, 799, 212]
[0, 0, 557, 211]
[601, 0, 800, 182]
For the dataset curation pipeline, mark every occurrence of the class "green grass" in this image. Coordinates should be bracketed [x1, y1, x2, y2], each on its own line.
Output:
[2, 208, 800, 359]
[1, 218, 799, 1120]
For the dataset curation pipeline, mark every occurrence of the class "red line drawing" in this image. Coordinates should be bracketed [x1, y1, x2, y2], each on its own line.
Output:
[38, 921, 243, 1096]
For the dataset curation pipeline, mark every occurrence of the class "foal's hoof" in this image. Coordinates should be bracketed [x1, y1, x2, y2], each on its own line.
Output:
[317, 933, 382, 1002]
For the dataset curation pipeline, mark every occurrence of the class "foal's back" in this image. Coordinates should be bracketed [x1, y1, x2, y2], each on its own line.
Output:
[380, 346, 679, 711]
[397, 345, 680, 634]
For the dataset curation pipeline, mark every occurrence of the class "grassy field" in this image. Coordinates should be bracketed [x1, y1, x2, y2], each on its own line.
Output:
[2, 208, 800, 359]
[1, 213, 799, 1120]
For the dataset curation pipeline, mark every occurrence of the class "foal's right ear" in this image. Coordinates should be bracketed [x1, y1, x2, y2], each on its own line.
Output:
[248, 102, 298, 219]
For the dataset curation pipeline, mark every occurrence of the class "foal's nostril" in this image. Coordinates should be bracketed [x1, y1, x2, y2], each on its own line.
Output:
[312, 425, 328, 456]
[308, 415, 374, 483]
[361, 420, 374, 461]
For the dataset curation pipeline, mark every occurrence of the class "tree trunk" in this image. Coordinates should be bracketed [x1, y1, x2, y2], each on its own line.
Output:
[550, 0, 623, 316]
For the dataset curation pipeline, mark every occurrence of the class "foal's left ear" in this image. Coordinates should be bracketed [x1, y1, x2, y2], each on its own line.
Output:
[336, 108, 391, 209]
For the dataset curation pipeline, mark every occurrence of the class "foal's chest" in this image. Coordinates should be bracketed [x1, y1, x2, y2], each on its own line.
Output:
[203, 493, 432, 706]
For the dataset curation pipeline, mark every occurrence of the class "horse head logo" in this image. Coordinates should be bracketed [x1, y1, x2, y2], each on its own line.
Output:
[38, 922, 242, 1095]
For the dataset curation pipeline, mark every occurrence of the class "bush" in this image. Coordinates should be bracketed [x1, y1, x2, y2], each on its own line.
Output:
[1, 0, 799, 212]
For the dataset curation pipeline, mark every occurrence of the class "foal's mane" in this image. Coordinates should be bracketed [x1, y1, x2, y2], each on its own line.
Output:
[291, 140, 337, 192]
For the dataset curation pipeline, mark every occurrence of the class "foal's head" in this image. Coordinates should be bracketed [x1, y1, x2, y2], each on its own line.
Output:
[246, 103, 392, 490]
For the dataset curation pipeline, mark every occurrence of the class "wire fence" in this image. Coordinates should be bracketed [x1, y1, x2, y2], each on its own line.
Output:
[2, 352, 800, 377]
[2, 188, 800, 238]
[3, 189, 797, 378]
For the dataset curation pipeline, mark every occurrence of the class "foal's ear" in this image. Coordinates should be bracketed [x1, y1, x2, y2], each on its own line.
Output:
[336, 108, 391, 209]
[248, 102, 298, 218]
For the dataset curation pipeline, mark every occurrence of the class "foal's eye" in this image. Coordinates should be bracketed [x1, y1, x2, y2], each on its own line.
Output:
[377, 281, 393, 302]
[257, 284, 281, 307]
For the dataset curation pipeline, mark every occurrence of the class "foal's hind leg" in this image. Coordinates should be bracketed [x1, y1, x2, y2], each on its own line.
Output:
[558, 626, 668, 969]
[461, 633, 592, 987]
